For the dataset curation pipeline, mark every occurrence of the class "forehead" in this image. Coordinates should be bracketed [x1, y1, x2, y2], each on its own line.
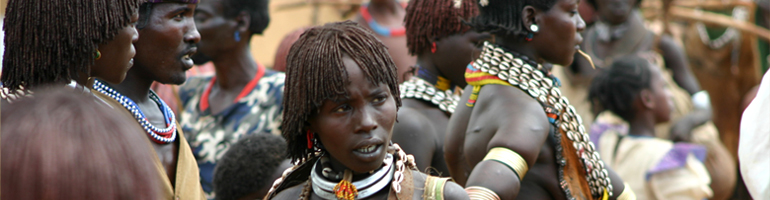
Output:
[196, 0, 223, 13]
[150, 2, 197, 15]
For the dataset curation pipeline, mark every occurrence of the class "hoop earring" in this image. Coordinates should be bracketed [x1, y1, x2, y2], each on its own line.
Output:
[94, 50, 102, 60]
[234, 31, 241, 42]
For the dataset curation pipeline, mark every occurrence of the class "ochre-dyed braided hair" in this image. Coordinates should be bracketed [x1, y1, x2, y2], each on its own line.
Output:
[587, 55, 653, 121]
[470, 0, 558, 37]
[1, 0, 141, 91]
[404, 0, 478, 56]
[282, 21, 401, 163]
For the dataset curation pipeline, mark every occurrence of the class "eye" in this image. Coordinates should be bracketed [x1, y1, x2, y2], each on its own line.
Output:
[173, 13, 185, 21]
[373, 95, 388, 104]
[333, 105, 351, 113]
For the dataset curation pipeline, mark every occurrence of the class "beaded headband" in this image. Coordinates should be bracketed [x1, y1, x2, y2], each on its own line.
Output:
[145, 0, 199, 3]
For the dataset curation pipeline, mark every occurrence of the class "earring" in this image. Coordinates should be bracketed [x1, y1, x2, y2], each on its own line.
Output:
[94, 50, 102, 60]
[431, 42, 437, 53]
[234, 31, 241, 42]
[526, 32, 534, 42]
[530, 24, 539, 33]
[306, 130, 314, 149]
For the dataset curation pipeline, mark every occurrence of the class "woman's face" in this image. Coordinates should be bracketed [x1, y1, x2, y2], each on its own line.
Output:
[92, 12, 140, 84]
[532, 0, 586, 66]
[309, 56, 398, 173]
[647, 63, 673, 123]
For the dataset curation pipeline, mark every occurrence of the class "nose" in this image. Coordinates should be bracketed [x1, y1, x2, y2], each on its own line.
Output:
[576, 13, 586, 32]
[185, 22, 202, 44]
[356, 106, 379, 133]
[130, 26, 139, 43]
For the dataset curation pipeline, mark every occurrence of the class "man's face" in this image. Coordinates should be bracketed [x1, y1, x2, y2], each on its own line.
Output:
[134, 2, 201, 85]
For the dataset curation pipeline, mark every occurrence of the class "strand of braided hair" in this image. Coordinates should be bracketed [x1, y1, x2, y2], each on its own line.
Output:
[1, 0, 142, 91]
[587, 55, 653, 121]
[404, 0, 478, 56]
[282, 21, 402, 163]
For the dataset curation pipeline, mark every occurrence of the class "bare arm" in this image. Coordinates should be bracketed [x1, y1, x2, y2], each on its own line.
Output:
[659, 35, 701, 95]
[464, 85, 551, 199]
[444, 86, 475, 186]
[392, 107, 438, 173]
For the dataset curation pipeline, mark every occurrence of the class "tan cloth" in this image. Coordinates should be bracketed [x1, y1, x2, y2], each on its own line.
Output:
[596, 122, 712, 200]
[92, 91, 206, 200]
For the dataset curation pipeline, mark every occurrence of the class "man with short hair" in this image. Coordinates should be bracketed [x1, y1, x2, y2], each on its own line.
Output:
[91, 0, 206, 199]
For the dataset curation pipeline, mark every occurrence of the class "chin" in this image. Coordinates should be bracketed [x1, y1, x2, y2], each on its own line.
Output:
[167, 73, 188, 85]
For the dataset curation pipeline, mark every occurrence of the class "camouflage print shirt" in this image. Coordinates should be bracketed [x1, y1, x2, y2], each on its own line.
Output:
[178, 68, 284, 198]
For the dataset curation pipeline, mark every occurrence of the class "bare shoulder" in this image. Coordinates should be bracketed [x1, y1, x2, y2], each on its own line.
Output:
[442, 181, 470, 200]
[475, 84, 549, 129]
[393, 106, 437, 137]
[269, 183, 305, 200]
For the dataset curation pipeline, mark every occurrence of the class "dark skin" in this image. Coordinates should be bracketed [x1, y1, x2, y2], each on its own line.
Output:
[105, 2, 201, 184]
[272, 56, 468, 200]
[628, 64, 674, 138]
[572, 0, 700, 95]
[90, 12, 141, 85]
[392, 31, 489, 175]
[444, 0, 627, 199]
[193, 0, 269, 114]
[355, 0, 415, 83]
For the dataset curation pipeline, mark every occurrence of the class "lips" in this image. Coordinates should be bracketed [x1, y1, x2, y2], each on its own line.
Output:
[351, 138, 385, 161]
[181, 47, 197, 70]
[355, 144, 380, 153]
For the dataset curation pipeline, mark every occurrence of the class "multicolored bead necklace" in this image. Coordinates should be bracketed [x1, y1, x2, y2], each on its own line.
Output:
[359, 2, 407, 37]
[400, 67, 460, 113]
[93, 80, 177, 144]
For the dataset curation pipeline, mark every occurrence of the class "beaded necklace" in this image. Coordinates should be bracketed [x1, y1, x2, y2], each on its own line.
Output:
[399, 67, 460, 113]
[93, 80, 177, 144]
[466, 41, 612, 199]
[359, 2, 407, 37]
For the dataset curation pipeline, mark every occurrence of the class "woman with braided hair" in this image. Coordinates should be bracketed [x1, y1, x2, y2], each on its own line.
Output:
[1, 0, 141, 102]
[393, 0, 489, 177]
[265, 21, 468, 200]
[444, 0, 633, 199]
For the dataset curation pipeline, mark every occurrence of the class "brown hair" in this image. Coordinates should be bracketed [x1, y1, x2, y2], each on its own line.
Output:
[404, 0, 478, 56]
[1, 88, 161, 200]
[282, 21, 401, 163]
[1, 0, 141, 91]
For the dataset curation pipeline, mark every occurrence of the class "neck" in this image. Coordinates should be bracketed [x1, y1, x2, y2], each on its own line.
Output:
[628, 114, 656, 137]
[75, 71, 91, 87]
[106, 68, 154, 103]
[368, 0, 402, 14]
[212, 44, 258, 90]
[495, 36, 540, 64]
[417, 55, 467, 88]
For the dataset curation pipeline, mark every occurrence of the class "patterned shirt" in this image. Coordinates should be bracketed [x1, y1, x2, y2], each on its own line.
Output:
[178, 68, 285, 198]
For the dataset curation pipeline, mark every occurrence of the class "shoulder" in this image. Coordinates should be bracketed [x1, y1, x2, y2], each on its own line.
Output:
[269, 183, 306, 200]
[261, 69, 286, 86]
[475, 84, 549, 128]
[178, 75, 213, 101]
[393, 106, 436, 136]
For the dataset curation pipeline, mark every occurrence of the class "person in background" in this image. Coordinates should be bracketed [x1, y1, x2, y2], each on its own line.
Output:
[394, 0, 487, 176]
[213, 134, 293, 200]
[588, 55, 714, 200]
[178, 0, 284, 197]
[356, 0, 416, 83]
[91, 0, 206, 198]
[2, 89, 161, 200]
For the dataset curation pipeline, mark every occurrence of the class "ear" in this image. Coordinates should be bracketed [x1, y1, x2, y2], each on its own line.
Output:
[521, 5, 539, 32]
[235, 11, 251, 34]
[640, 89, 655, 109]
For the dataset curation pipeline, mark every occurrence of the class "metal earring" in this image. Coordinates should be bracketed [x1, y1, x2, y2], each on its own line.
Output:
[94, 50, 102, 60]
[530, 24, 539, 33]
[234, 31, 241, 42]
